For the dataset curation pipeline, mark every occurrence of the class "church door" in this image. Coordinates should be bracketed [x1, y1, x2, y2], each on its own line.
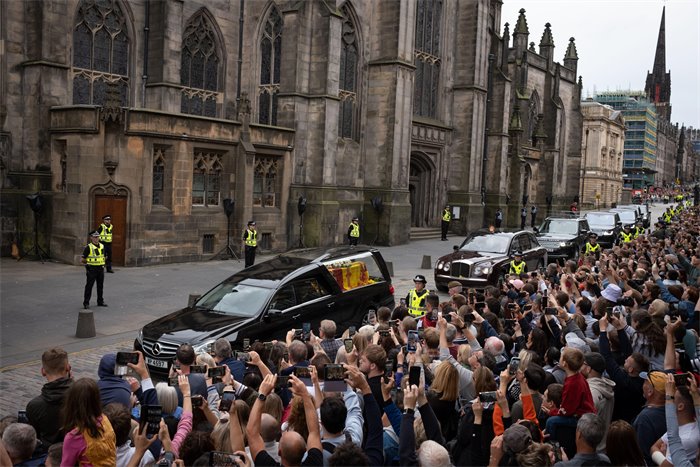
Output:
[94, 195, 127, 266]
[409, 153, 435, 227]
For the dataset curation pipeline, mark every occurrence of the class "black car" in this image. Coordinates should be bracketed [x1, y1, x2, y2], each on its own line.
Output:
[534, 216, 590, 262]
[135, 246, 394, 377]
[615, 204, 650, 228]
[584, 211, 622, 247]
[434, 230, 548, 290]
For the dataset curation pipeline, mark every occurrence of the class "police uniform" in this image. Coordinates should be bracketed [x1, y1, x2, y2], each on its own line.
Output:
[618, 228, 634, 245]
[441, 206, 451, 241]
[348, 218, 360, 246]
[530, 205, 538, 228]
[582, 236, 601, 259]
[634, 224, 645, 239]
[243, 221, 257, 268]
[82, 230, 107, 309]
[520, 208, 527, 229]
[509, 252, 527, 275]
[495, 209, 503, 229]
[98, 214, 114, 273]
[406, 275, 430, 317]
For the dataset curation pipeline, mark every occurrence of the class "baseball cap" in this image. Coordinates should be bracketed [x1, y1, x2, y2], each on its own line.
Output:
[502, 423, 532, 455]
[639, 371, 666, 393]
[447, 281, 462, 289]
[583, 352, 606, 374]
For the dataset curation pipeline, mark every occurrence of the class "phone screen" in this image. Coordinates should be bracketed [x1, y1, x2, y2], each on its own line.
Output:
[116, 352, 139, 365]
[408, 366, 421, 387]
[17, 410, 29, 424]
[478, 391, 497, 403]
[243, 338, 250, 349]
[209, 451, 245, 466]
[509, 357, 520, 375]
[293, 366, 312, 380]
[189, 365, 207, 374]
[276, 375, 290, 389]
[348, 326, 356, 337]
[219, 391, 235, 412]
[323, 364, 347, 392]
[674, 373, 691, 387]
[302, 322, 311, 340]
[140, 405, 162, 436]
[343, 338, 353, 353]
[407, 330, 419, 352]
[545, 307, 558, 315]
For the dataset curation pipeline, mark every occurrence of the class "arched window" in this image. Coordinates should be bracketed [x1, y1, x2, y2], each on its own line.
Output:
[152, 148, 165, 206]
[192, 151, 223, 206]
[414, 0, 442, 118]
[259, 6, 283, 125]
[528, 93, 539, 145]
[338, 5, 359, 140]
[253, 157, 280, 207]
[72, 0, 129, 106]
[181, 11, 222, 117]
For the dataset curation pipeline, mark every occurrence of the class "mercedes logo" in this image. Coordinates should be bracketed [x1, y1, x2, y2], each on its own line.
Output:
[152, 343, 161, 356]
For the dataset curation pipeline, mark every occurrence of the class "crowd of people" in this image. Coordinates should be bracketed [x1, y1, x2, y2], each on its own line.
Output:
[3, 201, 700, 466]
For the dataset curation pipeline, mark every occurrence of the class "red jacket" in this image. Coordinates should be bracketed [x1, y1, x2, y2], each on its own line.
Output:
[553, 372, 596, 417]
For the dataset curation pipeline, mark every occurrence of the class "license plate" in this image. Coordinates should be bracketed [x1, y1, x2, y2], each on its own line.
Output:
[545, 248, 555, 252]
[145, 357, 168, 369]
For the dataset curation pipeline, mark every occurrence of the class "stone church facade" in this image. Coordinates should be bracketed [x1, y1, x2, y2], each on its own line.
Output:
[0, 0, 583, 266]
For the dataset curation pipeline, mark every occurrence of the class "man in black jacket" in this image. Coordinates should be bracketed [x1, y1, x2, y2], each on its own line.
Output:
[26, 348, 73, 450]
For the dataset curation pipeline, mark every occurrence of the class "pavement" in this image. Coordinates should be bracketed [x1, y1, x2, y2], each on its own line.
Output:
[0, 202, 668, 417]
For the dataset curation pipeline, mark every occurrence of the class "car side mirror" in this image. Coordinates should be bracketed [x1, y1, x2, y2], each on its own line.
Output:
[453, 245, 459, 251]
[264, 309, 282, 322]
[188, 294, 201, 307]
[581, 229, 588, 235]
[533, 227, 539, 234]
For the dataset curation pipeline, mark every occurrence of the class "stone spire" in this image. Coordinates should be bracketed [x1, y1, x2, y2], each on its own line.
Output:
[538, 22, 554, 65]
[513, 9, 529, 54]
[502, 23, 510, 68]
[564, 37, 578, 74]
[645, 7, 671, 121]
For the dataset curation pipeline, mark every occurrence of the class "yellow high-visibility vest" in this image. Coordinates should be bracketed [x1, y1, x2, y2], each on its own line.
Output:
[509, 260, 526, 275]
[245, 229, 257, 247]
[349, 223, 360, 238]
[86, 243, 105, 266]
[99, 223, 113, 243]
[442, 209, 452, 222]
[408, 289, 430, 317]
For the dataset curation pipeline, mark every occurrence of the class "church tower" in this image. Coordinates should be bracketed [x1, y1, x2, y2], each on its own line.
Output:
[645, 7, 672, 122]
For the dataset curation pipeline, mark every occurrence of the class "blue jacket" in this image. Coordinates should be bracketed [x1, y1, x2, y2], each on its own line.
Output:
[97, 354, 132, 409]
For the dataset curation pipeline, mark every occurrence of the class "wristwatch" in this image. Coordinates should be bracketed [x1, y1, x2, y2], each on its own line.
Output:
[665, 395, 675, 400]
[258, 393, 267, 402]
[404, 408, 415, 416]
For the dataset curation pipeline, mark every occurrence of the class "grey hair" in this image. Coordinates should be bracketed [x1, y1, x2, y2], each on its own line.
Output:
[288, 340, 308, 364]
[577, 413, 605, 448]
[2, 423, 37, 461]
[418, 440, 452, 467]
[155, 382, 179, 415]
[320, 319, 337, 338]
[445, 324, 457, 343]
[214, 338, 233, 360]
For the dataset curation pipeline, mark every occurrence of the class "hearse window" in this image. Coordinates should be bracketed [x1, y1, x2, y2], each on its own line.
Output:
[518, 235, 531, 252]
[295, 278, 331, 304]
[323, 252, 386, 291]
[270, 285, 296, 311]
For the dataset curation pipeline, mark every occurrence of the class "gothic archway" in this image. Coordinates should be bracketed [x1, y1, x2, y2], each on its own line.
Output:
[409, 152, 436, 227]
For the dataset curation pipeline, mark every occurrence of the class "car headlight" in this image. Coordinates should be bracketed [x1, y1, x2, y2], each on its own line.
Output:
[442, 262, 450, 272]
[193, 339, 216, 354]
[559, 242, 569, 247]
[436, 260, 444, 270]
[603, 230, 614, 235]
[474, 263, 491, 276]
[137, 329, 143, 344]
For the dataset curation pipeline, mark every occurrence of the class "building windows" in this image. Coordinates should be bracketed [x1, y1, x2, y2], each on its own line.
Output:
[192, 151, 223, 206]
[414, 0, 442, 118]
[181, 11, 221, 117]
[338, 6, 359, 139]
[253, 157, 280, 207]
[152, 148, 165, 206]
[259, 6, 283, 125]
[72, 0, 129, 106]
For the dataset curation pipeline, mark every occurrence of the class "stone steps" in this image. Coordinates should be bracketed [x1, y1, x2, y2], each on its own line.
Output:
[410, 227, 443, 240]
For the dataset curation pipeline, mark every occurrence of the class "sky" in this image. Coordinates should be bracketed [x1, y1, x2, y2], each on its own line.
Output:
[501, 0, 700, 130]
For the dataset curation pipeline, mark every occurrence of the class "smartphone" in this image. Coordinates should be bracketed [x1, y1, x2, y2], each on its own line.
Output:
[509, 357, 520, 376]
[478, 391, 498, 403]
[407, 330, 419, 352]
[207, 342, 216, 356]
[17, 410, 29, 424]
[189, 365, 207, 374]
[505, 318, 516, 328]
[302, 322, 311, 341]
[293, 366, 312, 380]
[507, 303, 516, 310]
[191, 395, 204, 408]
[400, 298, 407, 306]
[605, 307, 614, 319]
[417, 329, 425, 339]
[408, 366, 421, 387]
[219, 390, 236, 412]
[379, 329, 390, 337]
[275, 375, 290, 389]
[444, 313, 452, 323]
[367, 311, 377, 324]
[545, 307, 558, 316]
[384, 361, 394, 378]
[116, 352, 139, 365]
[550, 440, 562, 463]
[523, 304, 533, 311]
[474, 302, 486, 312]
[168, 376, 179, 387]
[243, 338, 251, 349]
[343, 338, 353, 353]
[209, 451, 246, 466]
[140, 405, 162, 437]
[323, 364, 347, 392]
[348, 326, 357, 337]
[674, 372, 691, 387]
[236, 351, 251, 363]
[208, 366, 226, 382]
[264, 341, 273, 351]
[469, 292, 476, 302]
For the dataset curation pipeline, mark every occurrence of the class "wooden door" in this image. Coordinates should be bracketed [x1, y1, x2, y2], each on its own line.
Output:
[94, 195, 127, 266]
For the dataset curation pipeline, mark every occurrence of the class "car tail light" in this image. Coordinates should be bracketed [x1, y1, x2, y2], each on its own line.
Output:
[389, 285, 395, 295]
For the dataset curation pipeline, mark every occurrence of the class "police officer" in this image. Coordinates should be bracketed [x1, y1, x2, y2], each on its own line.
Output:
[633, 221, 645, 239]
[495, 208, 503, 229]
[520, 207, 527, 229]
[243, 220, 257, 268]
[618, 225, 634, 245]
[81, 230, 107, 309]
[509, 251, 527, 275]
[530, 205, 538, 228]
[406, 275, 430, 317]
[441, 205, 451, 241]
[98, 214, 114, 273]
[348, 217, 360, 247]
[582, 233, 601, 259]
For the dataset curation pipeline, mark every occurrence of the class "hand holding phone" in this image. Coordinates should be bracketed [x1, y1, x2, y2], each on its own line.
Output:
[140, 405, 162, 437]
[408, 366, 421, 387]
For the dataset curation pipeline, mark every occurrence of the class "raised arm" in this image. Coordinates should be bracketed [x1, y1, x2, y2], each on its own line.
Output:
[246, 373, 277, 460]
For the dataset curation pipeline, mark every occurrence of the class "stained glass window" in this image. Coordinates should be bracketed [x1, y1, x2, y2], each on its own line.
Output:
[192, 151, 223, 206]
[414, 0, 442, 118]
[152, 149, 165, 206]
[72, 0, 129, 106]
[259, 6, 283, 125]
[338, 6, 358, 140]
[528, 95, 539, 145]
[181, 11, 221, 118]
[253, 157, 280, 207]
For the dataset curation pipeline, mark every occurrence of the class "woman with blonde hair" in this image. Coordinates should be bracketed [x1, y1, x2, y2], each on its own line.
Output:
[427, 360, 459, 440]
[263, 392, 284, 422]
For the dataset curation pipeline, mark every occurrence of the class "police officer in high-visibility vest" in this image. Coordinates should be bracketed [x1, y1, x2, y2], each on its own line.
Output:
[582, 233, 601, 260]
[98, 214, 114, 273]
[633, 221, 645, 239]
[509, 251, 527, 276]
[81, 230, 107, 309]
[406, 274, 430, 317]
[243, 220, 257, 268]
[618, 225, 634, 245]
[441, 205, 451, 241]
[348, 217, 360, 247]
[663, 209, 673, 224]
